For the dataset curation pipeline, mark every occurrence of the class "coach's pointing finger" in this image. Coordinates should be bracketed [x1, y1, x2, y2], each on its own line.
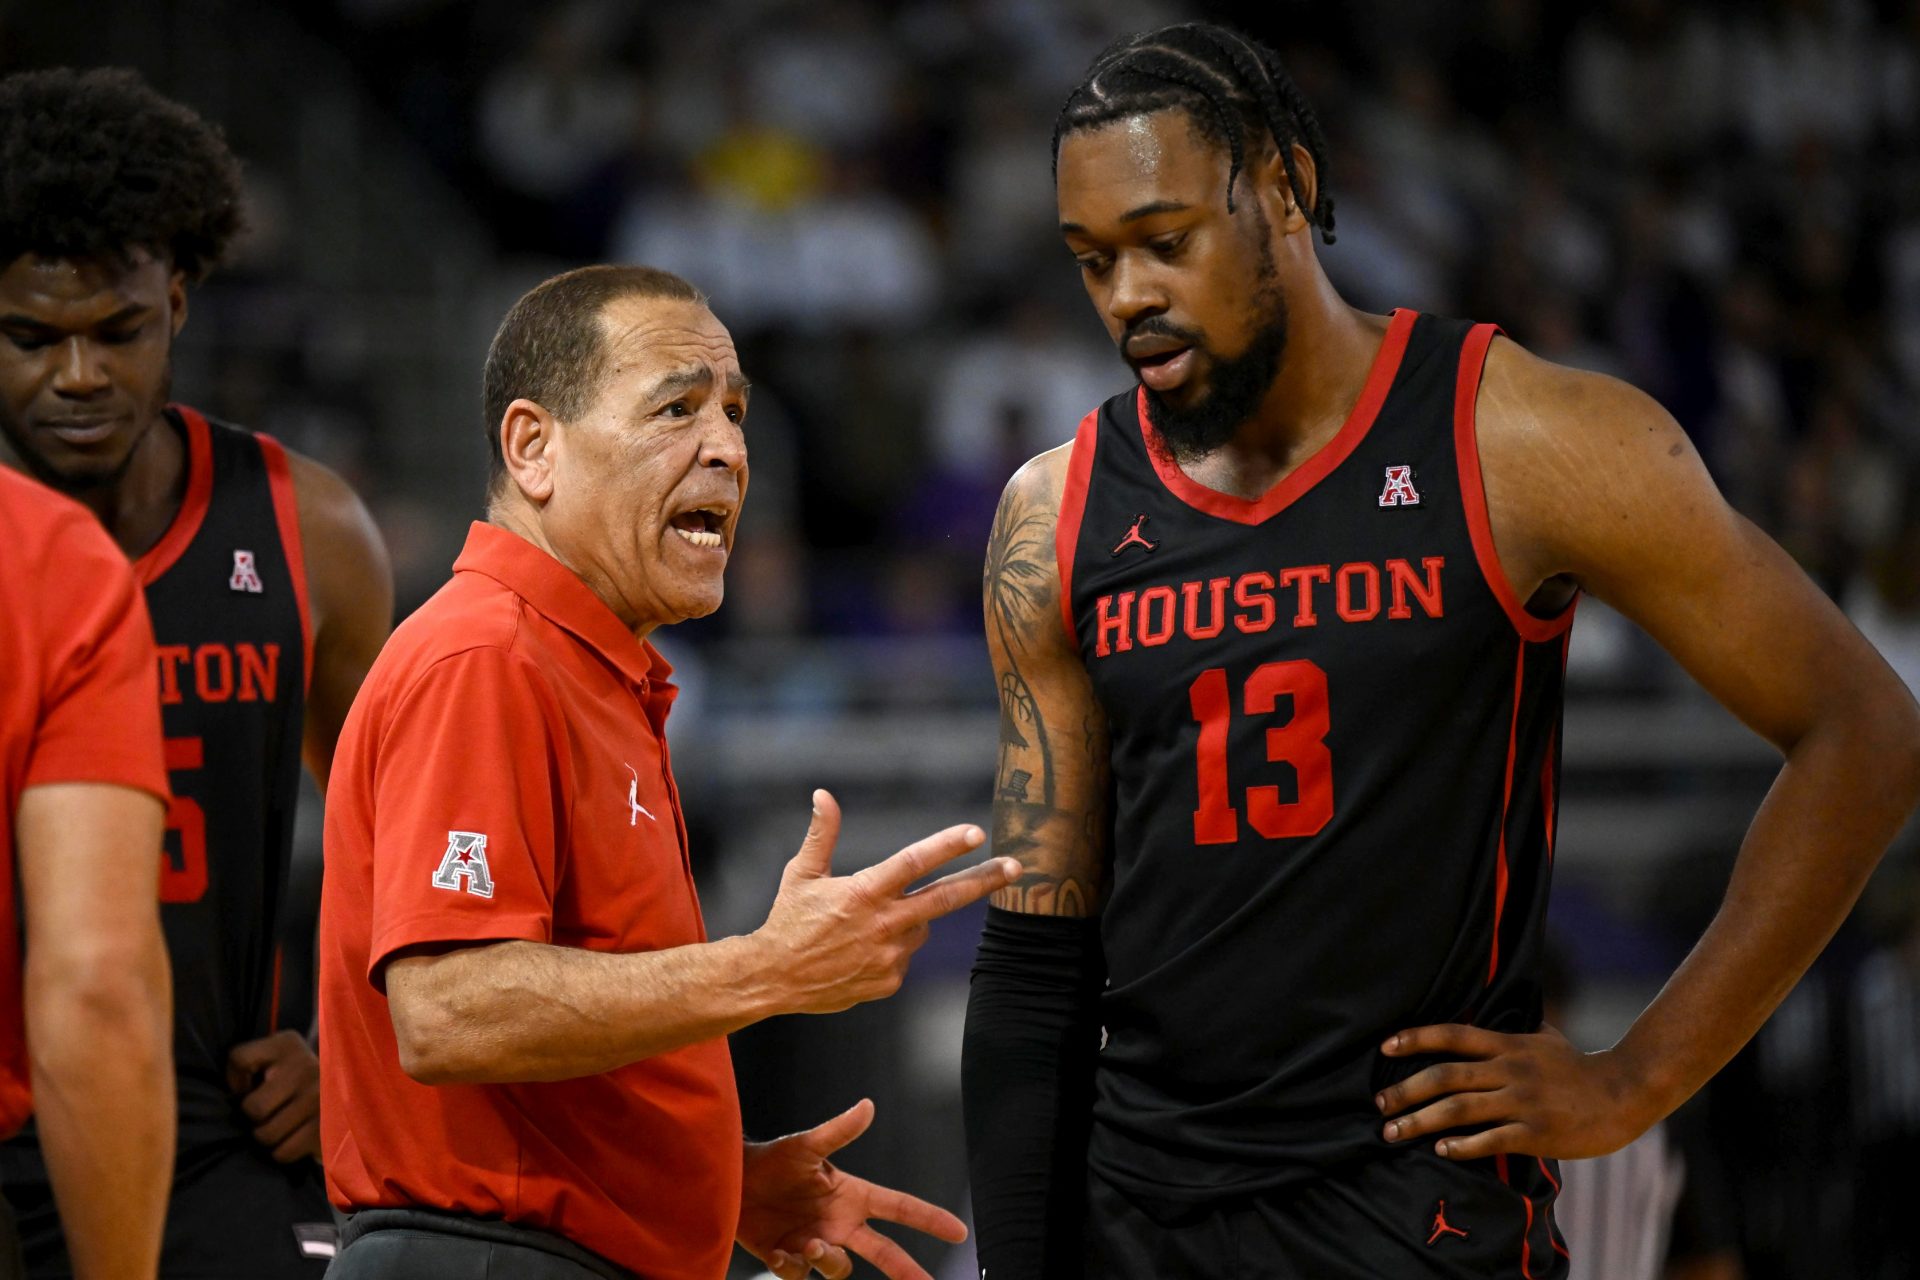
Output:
[857, 822, 991, 896]
[897, 856, 1022, 925]
[755, 805, 1015, 1015]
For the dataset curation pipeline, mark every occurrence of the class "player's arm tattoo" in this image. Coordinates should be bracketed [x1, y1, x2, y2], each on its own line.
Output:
[984, 462, 1111, 917]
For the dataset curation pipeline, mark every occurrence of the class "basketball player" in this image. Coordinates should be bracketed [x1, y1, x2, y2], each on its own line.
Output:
[0, 468, 174, 1279]
[961, 23, 1920, 1279]
[0, 68, 392, 1276]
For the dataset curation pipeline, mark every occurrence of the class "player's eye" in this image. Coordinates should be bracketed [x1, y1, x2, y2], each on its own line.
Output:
[725, 404, 744, 424]
[663, 400, 691, 418]
[100, 326, 143, 345]
[4, 333, 52, 352]
[1074, 253, 1112, 276]
[1148, 234, 1185, 258]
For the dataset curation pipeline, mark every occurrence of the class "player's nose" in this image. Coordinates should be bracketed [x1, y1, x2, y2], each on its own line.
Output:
[1104, 256, 1169, 330]
[52, 337, 112, 397]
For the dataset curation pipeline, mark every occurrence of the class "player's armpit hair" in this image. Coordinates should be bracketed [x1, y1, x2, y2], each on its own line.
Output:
[963, 907, 1104, 1280]
[1052, 21, 1336, 241]
[0, 67, 244, 279]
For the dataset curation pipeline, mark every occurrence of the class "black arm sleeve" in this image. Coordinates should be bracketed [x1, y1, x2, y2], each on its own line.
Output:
[961, 906, 1105, 1280]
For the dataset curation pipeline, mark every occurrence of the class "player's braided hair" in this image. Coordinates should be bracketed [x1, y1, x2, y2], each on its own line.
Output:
[1052, 23, 1336, 243]
[0, 67, 244, 280]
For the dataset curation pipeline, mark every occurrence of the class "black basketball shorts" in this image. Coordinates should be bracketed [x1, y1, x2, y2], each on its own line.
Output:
[1087, 1147, 1569, 1279]
[0, 1138, 334, 1278]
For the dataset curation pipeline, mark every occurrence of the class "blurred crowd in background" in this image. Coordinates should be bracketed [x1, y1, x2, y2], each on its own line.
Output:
[332, 0, 1920, 656]
[7, 0, 1920, 1276]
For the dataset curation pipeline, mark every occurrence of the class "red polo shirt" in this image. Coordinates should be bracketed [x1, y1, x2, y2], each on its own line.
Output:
[0, 470, 168, 1137]
[319, 522, 742, 1279]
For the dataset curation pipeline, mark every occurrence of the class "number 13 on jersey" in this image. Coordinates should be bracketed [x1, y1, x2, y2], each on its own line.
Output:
[1189, 661, 1334, 844]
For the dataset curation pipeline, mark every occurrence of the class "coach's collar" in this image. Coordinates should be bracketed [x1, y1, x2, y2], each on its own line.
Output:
[453, 522, 676, 700]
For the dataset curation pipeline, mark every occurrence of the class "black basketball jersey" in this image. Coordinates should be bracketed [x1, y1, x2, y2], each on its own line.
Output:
[1061, 312, 1574, 1200]
[135, 405, 309, 1156]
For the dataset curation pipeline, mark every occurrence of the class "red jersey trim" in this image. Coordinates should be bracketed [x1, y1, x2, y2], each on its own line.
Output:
[1055, 408, 1101, 645]
[1488, 642, 1526, 985]
[256, 433, 314, 696]
[1495, 1154, 1539, 1280]
[1537, 1157, 1571, 1260]
[132, 405, 214, 586]
[1541, 631, 1571, 864]
[1452, 326, 1577, 643]
[1137, 308, 1417, 525]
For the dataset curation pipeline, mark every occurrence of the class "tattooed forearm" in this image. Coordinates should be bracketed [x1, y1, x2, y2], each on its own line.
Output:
[988, 481, 1062, 856]
[984, 459, 1108, 917]
[997, 871, 1090, 917]
[992, 639, 1067, 869]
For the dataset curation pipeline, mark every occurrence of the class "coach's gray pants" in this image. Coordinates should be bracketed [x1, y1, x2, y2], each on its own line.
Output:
[326, 1207, 632, 1279]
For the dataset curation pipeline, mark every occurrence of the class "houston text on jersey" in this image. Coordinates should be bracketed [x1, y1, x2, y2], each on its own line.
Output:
[1092, 555, 1446, 657]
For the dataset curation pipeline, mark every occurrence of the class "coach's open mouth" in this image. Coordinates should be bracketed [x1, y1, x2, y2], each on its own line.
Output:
[668, 507, 728, 550]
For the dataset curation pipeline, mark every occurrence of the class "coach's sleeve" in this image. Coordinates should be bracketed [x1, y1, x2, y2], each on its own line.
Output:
[365, 646, 571, 983]
[25, 512, 168, 803]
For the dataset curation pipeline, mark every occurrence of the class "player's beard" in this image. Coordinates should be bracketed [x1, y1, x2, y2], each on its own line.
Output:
[0, 362, 173, 496]
[1141, 240, 1289, 462]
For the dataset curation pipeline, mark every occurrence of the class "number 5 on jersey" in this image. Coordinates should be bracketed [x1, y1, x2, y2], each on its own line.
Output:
[1189, 661, 1334, 844]
[162, 736, 209, 902]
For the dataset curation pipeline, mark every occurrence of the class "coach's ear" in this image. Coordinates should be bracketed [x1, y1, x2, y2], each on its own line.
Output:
[499, 398, 558, 505]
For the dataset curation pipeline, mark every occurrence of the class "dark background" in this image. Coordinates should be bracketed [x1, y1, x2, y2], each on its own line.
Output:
[7, 1, 1920, 1276]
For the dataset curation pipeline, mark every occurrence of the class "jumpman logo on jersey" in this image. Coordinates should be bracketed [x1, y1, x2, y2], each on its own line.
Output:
[1110, 513, 1159, 556]
[229, 549, 264, 593]
[623, 764, 655, 825]
[1426, 1200, 1469, 1245]
[1379, 465, 1422, 507]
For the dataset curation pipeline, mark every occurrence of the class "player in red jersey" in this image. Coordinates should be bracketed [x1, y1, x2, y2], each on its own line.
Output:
[961, 22, 1920, 1280]
[0, 68, 391, 1276]
[0, 469, 174, 1278]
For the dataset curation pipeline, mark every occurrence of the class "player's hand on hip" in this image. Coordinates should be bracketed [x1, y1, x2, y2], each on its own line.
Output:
[755, 789, 1018, 1015]
[227, 1029, 322, 1162]
[1375, 1022, 1656, 1161]
[738, 1097, 965, 1280]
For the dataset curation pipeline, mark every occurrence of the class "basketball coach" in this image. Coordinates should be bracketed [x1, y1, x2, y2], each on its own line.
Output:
[319, 265, 1018, 1280]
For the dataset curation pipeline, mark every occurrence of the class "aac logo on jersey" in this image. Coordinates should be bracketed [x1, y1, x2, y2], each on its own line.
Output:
[432, 830, 494, 898]
[229, 548, 265, 593]
[1378, 465, 1421, 508]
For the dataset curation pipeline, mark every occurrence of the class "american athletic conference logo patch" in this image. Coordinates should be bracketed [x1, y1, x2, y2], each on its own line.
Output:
[1379, 465, 1421, 507]
[230, 549, 265, 592]
[432, 831, 495, 898]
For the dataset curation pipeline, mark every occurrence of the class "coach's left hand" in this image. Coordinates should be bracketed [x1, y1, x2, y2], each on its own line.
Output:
[738, 1097, 965, 1280]
[228, 1030, 322, 1163]
[1374, 1023, 1660, 1161]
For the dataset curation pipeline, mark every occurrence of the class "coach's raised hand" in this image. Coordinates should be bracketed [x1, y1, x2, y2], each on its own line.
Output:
[753, 789, 1019, 1015]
